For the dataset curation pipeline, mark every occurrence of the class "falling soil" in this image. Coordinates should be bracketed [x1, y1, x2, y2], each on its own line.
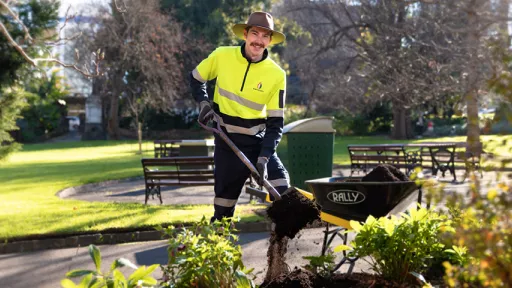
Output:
[263, 231, 290, 283]
[264, 187, 321, 283]
[266, 187, 320, 240]
[261, 269, 398, 288]
[362, 164, 409, 182]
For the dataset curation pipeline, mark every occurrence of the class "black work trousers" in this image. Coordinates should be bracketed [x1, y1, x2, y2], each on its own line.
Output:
[211, 134, 289, 222]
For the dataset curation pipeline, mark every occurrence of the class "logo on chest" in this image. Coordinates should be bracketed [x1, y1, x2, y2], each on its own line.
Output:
[253, 82, 264, 92]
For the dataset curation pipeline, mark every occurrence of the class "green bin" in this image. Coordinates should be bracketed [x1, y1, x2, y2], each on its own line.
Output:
[277, 117, 335, 190]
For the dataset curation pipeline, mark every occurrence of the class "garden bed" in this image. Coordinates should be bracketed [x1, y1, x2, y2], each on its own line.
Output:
[262, 269, 402, 288]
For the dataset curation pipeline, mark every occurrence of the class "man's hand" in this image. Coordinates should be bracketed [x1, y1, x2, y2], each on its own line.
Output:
[256, 157, 269, 186]
[198, 101, 214, 124]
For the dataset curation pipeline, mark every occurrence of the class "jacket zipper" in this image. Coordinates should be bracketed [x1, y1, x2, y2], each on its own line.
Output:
[240, 62, 251, 91]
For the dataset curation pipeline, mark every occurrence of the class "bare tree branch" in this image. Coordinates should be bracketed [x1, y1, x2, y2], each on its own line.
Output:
[0, 0, 32, 43]
[0, 0, 104, 77]
[114, 0, 127, 13]
[43, 5, 83, 47]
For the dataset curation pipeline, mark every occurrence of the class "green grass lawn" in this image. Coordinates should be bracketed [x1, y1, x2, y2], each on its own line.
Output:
[0, 141, 263, 241]
[1, 135, 510, 240]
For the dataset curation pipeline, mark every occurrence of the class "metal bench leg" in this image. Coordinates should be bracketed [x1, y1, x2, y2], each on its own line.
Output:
[157, 186, 163, 204]
[145, 186, 150, 205]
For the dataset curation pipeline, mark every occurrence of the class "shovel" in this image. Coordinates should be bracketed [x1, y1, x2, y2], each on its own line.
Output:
[198, 113, 320, 239]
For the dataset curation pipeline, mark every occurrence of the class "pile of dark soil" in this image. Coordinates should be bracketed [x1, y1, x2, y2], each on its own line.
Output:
[266, 187, 320, 239]
[261, 269, 396, 288]
[362, 164, 409, 182]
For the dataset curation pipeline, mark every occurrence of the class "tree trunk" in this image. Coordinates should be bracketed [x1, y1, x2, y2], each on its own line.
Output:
[304, 82, 317, 118]
[465, 2, 482, 155]
[137, 116, 142, 155]
[391, 100, 413, 140]
[107, 74, 122, 140]
[107, 93, 120, 139]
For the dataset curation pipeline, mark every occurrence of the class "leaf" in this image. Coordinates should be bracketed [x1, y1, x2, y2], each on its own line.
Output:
[112, 269, 126, 285]
[127, 264, 159, 282]
[111, 258, 138, 271]
[410, 271, 428, 284]
[140, 276, 158, 285]
[61, 279, 77, 288]
[79, 274, 94, 287]
[87, 278, 103, 288]
[66, 269, 95, 278]
[349, 220, 363, 232]
[487, 189, 497, 200]
[88, 245, 101, 272]
[383, 218, 395, 236]
[234, 270, 254, 288]
[365, 215, 377, 226]
[333, 244, 352, 253]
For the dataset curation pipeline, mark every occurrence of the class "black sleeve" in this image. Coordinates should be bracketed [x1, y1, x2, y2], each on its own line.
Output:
[259, 116, 284, 159]
[189, 71, 208, 103]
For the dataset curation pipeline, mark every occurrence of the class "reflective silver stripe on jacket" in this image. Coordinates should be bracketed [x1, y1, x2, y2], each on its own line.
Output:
[267, 109, 284, 118]
[268, 178, 289, 187]
[217, 116, 266, 136]
[192, 68, 206, 83]
[214, 197, 238, 207]
[218, 87, 265, 111]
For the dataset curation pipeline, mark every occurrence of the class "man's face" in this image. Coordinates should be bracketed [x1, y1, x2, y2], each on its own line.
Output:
[244, 26, 272, 58]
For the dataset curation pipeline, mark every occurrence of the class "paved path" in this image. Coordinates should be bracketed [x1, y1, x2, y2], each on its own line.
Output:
[1, 168, 509, 287]
[66, 180, 253, 206]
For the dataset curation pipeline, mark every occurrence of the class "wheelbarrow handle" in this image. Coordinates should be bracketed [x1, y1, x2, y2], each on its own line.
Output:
[198, 114, 282, 201]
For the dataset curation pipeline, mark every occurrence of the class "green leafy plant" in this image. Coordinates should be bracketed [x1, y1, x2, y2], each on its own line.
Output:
[160, 216, 254, 288]
[61, 244, 159, 288]
[336, 206, 457, 285]
[443, 245, 469, 267]
[303, 252, 336, 278]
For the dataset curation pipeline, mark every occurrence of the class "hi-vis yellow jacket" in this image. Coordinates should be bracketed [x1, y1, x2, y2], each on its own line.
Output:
[190, 44, 286, 158]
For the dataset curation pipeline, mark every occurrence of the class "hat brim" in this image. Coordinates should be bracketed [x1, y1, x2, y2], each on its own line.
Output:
[232, 24, 285, 45]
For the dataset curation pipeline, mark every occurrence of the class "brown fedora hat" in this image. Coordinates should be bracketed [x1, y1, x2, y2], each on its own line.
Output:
[232, 11, 285, 45]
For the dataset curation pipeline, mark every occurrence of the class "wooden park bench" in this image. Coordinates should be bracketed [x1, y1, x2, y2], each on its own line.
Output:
[141, 156, 215, 204]
[347, 144, 418, 176]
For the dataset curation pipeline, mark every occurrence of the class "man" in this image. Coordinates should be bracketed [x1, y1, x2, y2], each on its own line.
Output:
[189, 11, 290, 222]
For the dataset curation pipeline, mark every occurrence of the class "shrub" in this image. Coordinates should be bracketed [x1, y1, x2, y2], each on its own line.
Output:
[440, 179, 511, 287]
[284, 104, 312, 125]
[333, 102, 392, 136]
[160, 217, 254, 288]
[337, 206, 461, 285]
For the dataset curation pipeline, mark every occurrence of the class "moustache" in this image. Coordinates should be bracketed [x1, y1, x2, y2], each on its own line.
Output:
[250, 43, 264, 48]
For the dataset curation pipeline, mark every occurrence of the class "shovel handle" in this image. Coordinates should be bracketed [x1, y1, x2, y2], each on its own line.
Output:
[198, 114, 282, 201]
